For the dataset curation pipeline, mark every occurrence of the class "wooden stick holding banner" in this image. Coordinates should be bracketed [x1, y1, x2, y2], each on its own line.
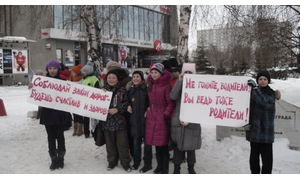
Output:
[179, 74, 251, 127]
[27, 75, 112, 121]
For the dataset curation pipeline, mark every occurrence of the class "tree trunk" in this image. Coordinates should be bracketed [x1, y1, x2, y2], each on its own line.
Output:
[81, 5, 103, 72]
[177, 5, 192, 64]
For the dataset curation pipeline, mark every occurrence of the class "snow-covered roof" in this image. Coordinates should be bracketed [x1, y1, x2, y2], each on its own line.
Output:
[0, 36, 36, 43]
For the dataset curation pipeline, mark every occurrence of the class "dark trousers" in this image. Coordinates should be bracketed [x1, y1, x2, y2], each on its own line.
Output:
[143, 144, 153, 167]
[83, 117, 90, 136]
[45, 125, 65, 152]
[131, 136, 143, 165]
[173, 147, 196, 165]
[73, 114, 84, 123]
[104, 130, 131, 168]
[250, 142, 273, 174]
[156, 145, 169, 173]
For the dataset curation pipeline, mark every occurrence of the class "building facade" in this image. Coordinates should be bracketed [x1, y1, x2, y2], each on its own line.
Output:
[0, 5, 178, 85]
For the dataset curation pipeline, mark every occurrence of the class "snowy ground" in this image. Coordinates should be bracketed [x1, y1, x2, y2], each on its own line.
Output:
[0, 78, 300, 174]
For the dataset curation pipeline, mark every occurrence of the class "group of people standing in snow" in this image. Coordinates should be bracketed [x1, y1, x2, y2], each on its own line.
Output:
[31, 56, 280, 174]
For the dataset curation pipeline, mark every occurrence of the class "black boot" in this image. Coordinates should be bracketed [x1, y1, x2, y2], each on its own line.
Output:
[173, 164, 180, 174]
[161, 153, 169, 174]
[153, 153, 163, 174]
[56, 150, 65, 169]
[49, 151, 58, 171]
[188, 164, 196, 174]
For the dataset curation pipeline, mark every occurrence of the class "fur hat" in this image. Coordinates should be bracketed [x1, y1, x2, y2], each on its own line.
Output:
[132, 70, 144, 81]
[45, 60, 61, 71]
[150, 63, 164, 74]
[71, 64, 82, 75]
[106, 70, 121, 81]
[81, 61, 94, 75]
[256, 70, 271, 84]
[106, 61, 121, 72]
[181, 63, 196, 75]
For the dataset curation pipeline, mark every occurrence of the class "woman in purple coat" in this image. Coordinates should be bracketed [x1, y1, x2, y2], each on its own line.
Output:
[145, 63, 175, 174]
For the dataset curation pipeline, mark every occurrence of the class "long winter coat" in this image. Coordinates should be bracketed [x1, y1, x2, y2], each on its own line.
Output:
[145, 70, 175, 146]
[170, 79, 202, 151]
[101, 83, 128, 131]
[246, 86, 276, 144]
[127, 82, 149, 138]
[40, 74, 72, 126]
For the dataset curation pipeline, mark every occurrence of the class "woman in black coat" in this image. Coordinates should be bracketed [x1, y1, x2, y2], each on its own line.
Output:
[36, 60, 70, 170]
[126, 71, 149, 171]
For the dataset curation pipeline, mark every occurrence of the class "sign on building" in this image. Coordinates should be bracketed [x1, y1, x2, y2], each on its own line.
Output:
[0, 49, 29, 74]
[2, 49, 13, 74]
[27, 75, 113, 121]
[12, 49, 28, 74]
[179, 74, 251, 127]
[0, 49, 3, 74]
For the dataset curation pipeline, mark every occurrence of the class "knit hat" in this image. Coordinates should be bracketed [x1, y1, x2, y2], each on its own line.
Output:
[71, 64, 82, 75]
[132, 70, 144, 81]
[106, 61, 121, 72]
[256, 70, 271, 84]
[150, 63, 164, 74]
[45, 60, 61, 71]
[81, 61, 94, 75]
[181, 63, 196, 75]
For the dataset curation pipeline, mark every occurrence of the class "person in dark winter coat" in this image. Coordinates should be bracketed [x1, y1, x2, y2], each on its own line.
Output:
[145, 63, 175, 174]
[101, 70, 132, 172]
[37, 60, 70, 170]
[81, 61, 102, 138]
[170, 63, 201, 174]
[126, 70, 149, 171]
[246, 70, 281, 174]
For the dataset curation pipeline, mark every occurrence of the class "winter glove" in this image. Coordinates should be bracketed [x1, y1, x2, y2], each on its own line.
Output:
[247, 79, 257, 88]
[275, 90, 281, 100]
[243, 123, 251, 131]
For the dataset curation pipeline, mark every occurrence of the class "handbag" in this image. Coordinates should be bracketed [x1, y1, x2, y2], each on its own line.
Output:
[94, 123, 105, 146]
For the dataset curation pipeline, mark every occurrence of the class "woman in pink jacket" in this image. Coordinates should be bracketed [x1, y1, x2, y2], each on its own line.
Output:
[145, 63, 175, 174]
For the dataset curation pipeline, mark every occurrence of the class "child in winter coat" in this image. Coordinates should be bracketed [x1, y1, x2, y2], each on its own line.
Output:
[37, 60, 70, 170]
[246, 71, 281, 174]
[101, 70, 132, 172]
[170, 63, 202, 174]
[126, 71, 149, 170]
[81, 61, 102, 138]
[70, 64, 85, 136]
[145, 63, 175, 174]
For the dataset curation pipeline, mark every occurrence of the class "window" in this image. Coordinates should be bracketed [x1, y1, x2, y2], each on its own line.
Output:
[153, 12, 158, 40]
[149, 10, 154, 42]
[144, 9, 149, 41]
[133, 6, 139, 40]
[54, 5, 63, 29]
[110, 6, 117, 36]
[128, 6, 134, 39]
[63, 5, 72, 30]
[72, 5, 81, 31]
[157, 13, 162, 41]
[103, 6, 110, 35]
[139, 8, 144, 40]
[122, 6, 128, 38]
[115, 6, 122, 37]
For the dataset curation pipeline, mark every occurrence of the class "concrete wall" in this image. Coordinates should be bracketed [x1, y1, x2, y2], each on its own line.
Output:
[10, 6, 54, 84]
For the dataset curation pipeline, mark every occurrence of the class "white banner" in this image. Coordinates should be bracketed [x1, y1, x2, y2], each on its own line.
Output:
[12, 49, 28, 74]
[179, 74, 251, 127]
[0, 49, 3, 74]
[27, 75, 113, 121]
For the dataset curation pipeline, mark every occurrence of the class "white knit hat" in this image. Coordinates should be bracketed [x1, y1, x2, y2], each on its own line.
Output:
[181, 63, 196, 75]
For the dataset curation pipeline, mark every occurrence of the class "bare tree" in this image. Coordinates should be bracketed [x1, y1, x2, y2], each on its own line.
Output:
[177, 5, 192, 63]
